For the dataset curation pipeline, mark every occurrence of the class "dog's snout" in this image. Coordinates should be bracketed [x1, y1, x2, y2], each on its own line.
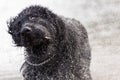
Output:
[21, 27, 32, 36]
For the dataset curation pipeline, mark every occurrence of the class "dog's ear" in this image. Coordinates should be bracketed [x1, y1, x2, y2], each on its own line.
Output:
[7, 17, 15, 35]
[7, 17, 15, 36]
[7, 17, 23, 46]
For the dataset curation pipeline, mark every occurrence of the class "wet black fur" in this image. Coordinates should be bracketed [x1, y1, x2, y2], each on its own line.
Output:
[7, 5, 92, 80]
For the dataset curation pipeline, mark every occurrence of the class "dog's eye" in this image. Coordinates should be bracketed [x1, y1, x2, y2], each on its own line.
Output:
[29, 16, 36, 21]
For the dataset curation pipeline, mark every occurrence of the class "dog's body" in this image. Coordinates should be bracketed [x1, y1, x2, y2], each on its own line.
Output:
[8, 5, 92, 80]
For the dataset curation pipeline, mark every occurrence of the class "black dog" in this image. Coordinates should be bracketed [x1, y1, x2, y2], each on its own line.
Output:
[7, 5, 92, 80]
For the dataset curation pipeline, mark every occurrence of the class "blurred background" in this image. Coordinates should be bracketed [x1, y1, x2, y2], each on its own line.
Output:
[0, 0, 120, 80]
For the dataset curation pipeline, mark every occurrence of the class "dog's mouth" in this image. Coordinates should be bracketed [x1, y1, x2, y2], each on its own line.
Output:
[24, 43, 55, 66]
[21, 36, 51, 47]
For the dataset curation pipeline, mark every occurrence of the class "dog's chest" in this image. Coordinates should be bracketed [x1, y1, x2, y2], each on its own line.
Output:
[21, 62, 79, 80]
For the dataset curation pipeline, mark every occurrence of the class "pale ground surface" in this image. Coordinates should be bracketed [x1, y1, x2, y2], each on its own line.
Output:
[0, 0, 120, 80]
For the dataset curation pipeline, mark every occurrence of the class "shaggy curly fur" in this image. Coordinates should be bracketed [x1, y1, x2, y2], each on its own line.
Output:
[7, 5, 92, 80]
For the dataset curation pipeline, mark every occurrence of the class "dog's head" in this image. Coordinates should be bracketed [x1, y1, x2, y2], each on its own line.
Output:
[7, 6, 59, 47]
[7, 5, 67, 66]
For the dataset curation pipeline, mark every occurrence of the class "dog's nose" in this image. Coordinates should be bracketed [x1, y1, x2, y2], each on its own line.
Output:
[21, 27, 32, 36]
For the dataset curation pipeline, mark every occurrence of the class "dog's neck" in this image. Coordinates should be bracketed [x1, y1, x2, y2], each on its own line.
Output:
[24, 44, 57, 66]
